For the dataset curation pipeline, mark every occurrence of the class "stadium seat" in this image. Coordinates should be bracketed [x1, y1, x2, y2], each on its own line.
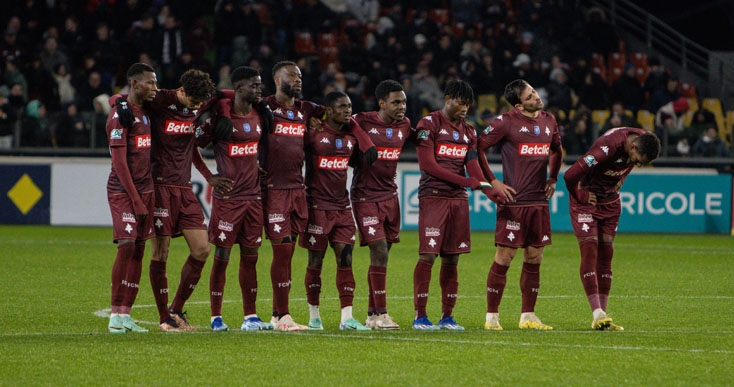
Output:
[592, 109, 610, 129]
[318, 46, 339, 67]
[635, 65, 649, 84]
[429, 8, 451, 24]
[607, 66, 624, 85]
[591, 66, 607, 84]
[318, 32, 337, 48]
[686, 98, 699, 113]
[636, 110, 655, 131]
[591, 52, 606, 69]
[678, 82, 697, 98]
[725, 110, 734, 145]
[630, 52, 648, 68]
[702, 98, 726, 133]
[294, 31, 317, 55]
[453, 22, 465, 38]
[477, 94, 498, 115]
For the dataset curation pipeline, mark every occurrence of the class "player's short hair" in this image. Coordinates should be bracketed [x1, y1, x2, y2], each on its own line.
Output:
[127, 63, 155, 80]
[444, 79, 474, 104]
[375, 80, 403, 102]
[179, 69, 215, 104]
[504, 79, 530, 106]
[635, 131, 661, 162]
[324, 91, 349, 108]
[230, 66, 260, 85]
[272, 60, 298, 78]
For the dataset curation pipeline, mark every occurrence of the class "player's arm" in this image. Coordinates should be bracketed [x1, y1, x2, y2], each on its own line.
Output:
[192, 145, 233, 194]
[465, 152, 508, 204]
[545, 142, 563, 199]
[107, 113, 146, 220]
[347, 117, 378, 167]
[416, 144, 481, 189]
[477, 128, 516, 202]
[563, 156, 595, 204]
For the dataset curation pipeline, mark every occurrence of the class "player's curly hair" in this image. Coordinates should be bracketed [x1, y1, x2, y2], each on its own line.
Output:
[635, 131, 661, 162]
[272, 60, 298, 78]
[375, 80, 403, 101]
[444, 79, 474, 104]
[231, 66, 260, 85]
[504, 79, 530, 106]
[179, 69, 215, 104]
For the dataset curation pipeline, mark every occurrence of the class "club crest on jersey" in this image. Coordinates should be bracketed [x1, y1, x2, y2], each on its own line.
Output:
[287, 110, 294, 119]
[243, 123, 251, 133]
[534, 125, 540, 135]
[452, 131, 459, 141]
[183, 107, 189, 115]
[386, 128, 393, 138]
[143, 116, 149, 125]
[110, 129, 123, 140]
[336, 139, 343, 149]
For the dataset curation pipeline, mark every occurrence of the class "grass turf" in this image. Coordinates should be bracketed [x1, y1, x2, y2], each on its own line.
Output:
[0, 225, 732, 385]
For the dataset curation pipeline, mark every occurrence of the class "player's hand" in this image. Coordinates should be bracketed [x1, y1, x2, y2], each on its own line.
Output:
[363, 146, 378, 166]
[115, 97, 134, 129]
[491, 179, 516, 203]
[257, 166, 268, 178]
[613, 180, 623, 193]
[308, 116, 323, 132]
[466, 177, 483, 190]
[544, 178, 557, 199]
[482, 187, 508, 204]
[208, 174, 234, 194]
[253, 99, 274, 133]
[214, 116, 234, 140]
[588, 191, 597, 205]
[132, 200, 148, 221]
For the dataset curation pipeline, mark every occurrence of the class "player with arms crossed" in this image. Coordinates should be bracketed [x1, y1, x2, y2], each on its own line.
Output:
[351, 80, 412, 330]
[301, 91, 372, 331]
[564, 127, 660, 330]
[477, 79, 563, 331]
[200, 66, 274, 332]
[106, 63, 157, 333]
[412, 80, 499, 331]
[115, 69, 233, 331]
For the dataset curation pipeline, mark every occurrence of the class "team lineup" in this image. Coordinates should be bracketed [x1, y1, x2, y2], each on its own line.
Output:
[105, 60, 661, 334]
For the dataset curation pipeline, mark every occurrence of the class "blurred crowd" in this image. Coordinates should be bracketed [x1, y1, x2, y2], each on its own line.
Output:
[0, 0, 729, 160]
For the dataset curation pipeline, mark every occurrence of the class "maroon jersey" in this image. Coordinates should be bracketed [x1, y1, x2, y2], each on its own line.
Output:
[350, 111, 412, 202]
[478, 109, 561, 204]
[211, 106, 262, 200]
[415, 110, 477, 199]
[148, 89, 217, 187]
[106, 103, 153, 193]
[304, 122, 356, 210]
[261, 95, 321, 189]
[568, 127, 646, 203]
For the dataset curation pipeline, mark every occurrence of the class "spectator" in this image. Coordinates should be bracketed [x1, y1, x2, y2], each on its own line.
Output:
[7, 83, 26, 114]
[76, 71, 111, 112]
[691, 127, 731, 168]
[52, 63, 76, 108]
[88, 22, 120, 85]
[125, 13, 158, 66]
[0, 26, 25, 68]
[564, 107, 594, 155]
[270, 0, 297, 59]
[154, 14, 184, 89]
[643, 56, 669, 103]
[296, 0, 337, 33]
[649, 75, 681, 114]
[611, 62, 645, 114]
[411, 60, 444, 112]
[2, 57, 28, 101]
[686, 103, 718, 144]
[24, 55, 57, 105]
[453, 0, 484, 25]
[21, 99, 53, 147]
[601, 101, 641, 133]
[406, 7, 440, 45]
[0, 87, 18, 149]
[237, 0, 262, 48]
[469, 53, 503, 96]
[654, 97, 690, 156]
[585, 7, 619, 56]
[545, 68, 573, 113]
[55, 103, 89, 148]
[59, 16, 86, 69]
[185, 19, 214, 69]
[39, 36, 70, 75]
[575, 70, 610, 111]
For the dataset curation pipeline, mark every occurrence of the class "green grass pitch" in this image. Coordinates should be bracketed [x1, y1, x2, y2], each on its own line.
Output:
[0, 225, 732, 385]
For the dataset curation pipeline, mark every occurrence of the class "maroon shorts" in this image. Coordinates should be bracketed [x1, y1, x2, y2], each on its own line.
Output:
[494, 204, 552, 248]
[209, 198, 264, 249]
[418, 196, 471, 256]
[351, 196, 401, 246]
[108, 191, 155, 242]
[569, 197, 621, 238]
[299, 208, 356, 251]
[263, 188, 308, 240]
[153, 185, 207, 237]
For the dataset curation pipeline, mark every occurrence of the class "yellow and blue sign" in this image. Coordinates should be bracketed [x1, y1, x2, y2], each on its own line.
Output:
[1, 165, 51, 224]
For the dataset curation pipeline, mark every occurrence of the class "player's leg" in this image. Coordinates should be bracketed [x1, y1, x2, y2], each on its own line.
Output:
[334, 243, 369, 331]
[518, 246, 552, 330]
[366, 239, 399, 329]
[109, 238, 135, 333]
[413, 197, 443, 330]
[437, 254, 464, 331]
[118, 239, 148, 333]
[305, 248, 325, 330]
[208, 245, 230, 331]
[150, 235, 182, 330]
[167, 228, 210, 331]
[485, 245, 515, 330]
[597, 232, 622, 330]
[413, 253, 439, 330]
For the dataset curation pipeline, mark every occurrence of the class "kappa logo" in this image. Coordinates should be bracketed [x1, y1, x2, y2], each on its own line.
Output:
[369, 128, 379, 134]
[218, 220, 234, 232]
[439, 129, 449, 136]
[268, 213, 285, 223]
[506, 220, 520, 231]
[320, 137, 331, 144]
[519, 126, 530, 133]
[425, 227, 440, 237]
[601, 146, 609, 155]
